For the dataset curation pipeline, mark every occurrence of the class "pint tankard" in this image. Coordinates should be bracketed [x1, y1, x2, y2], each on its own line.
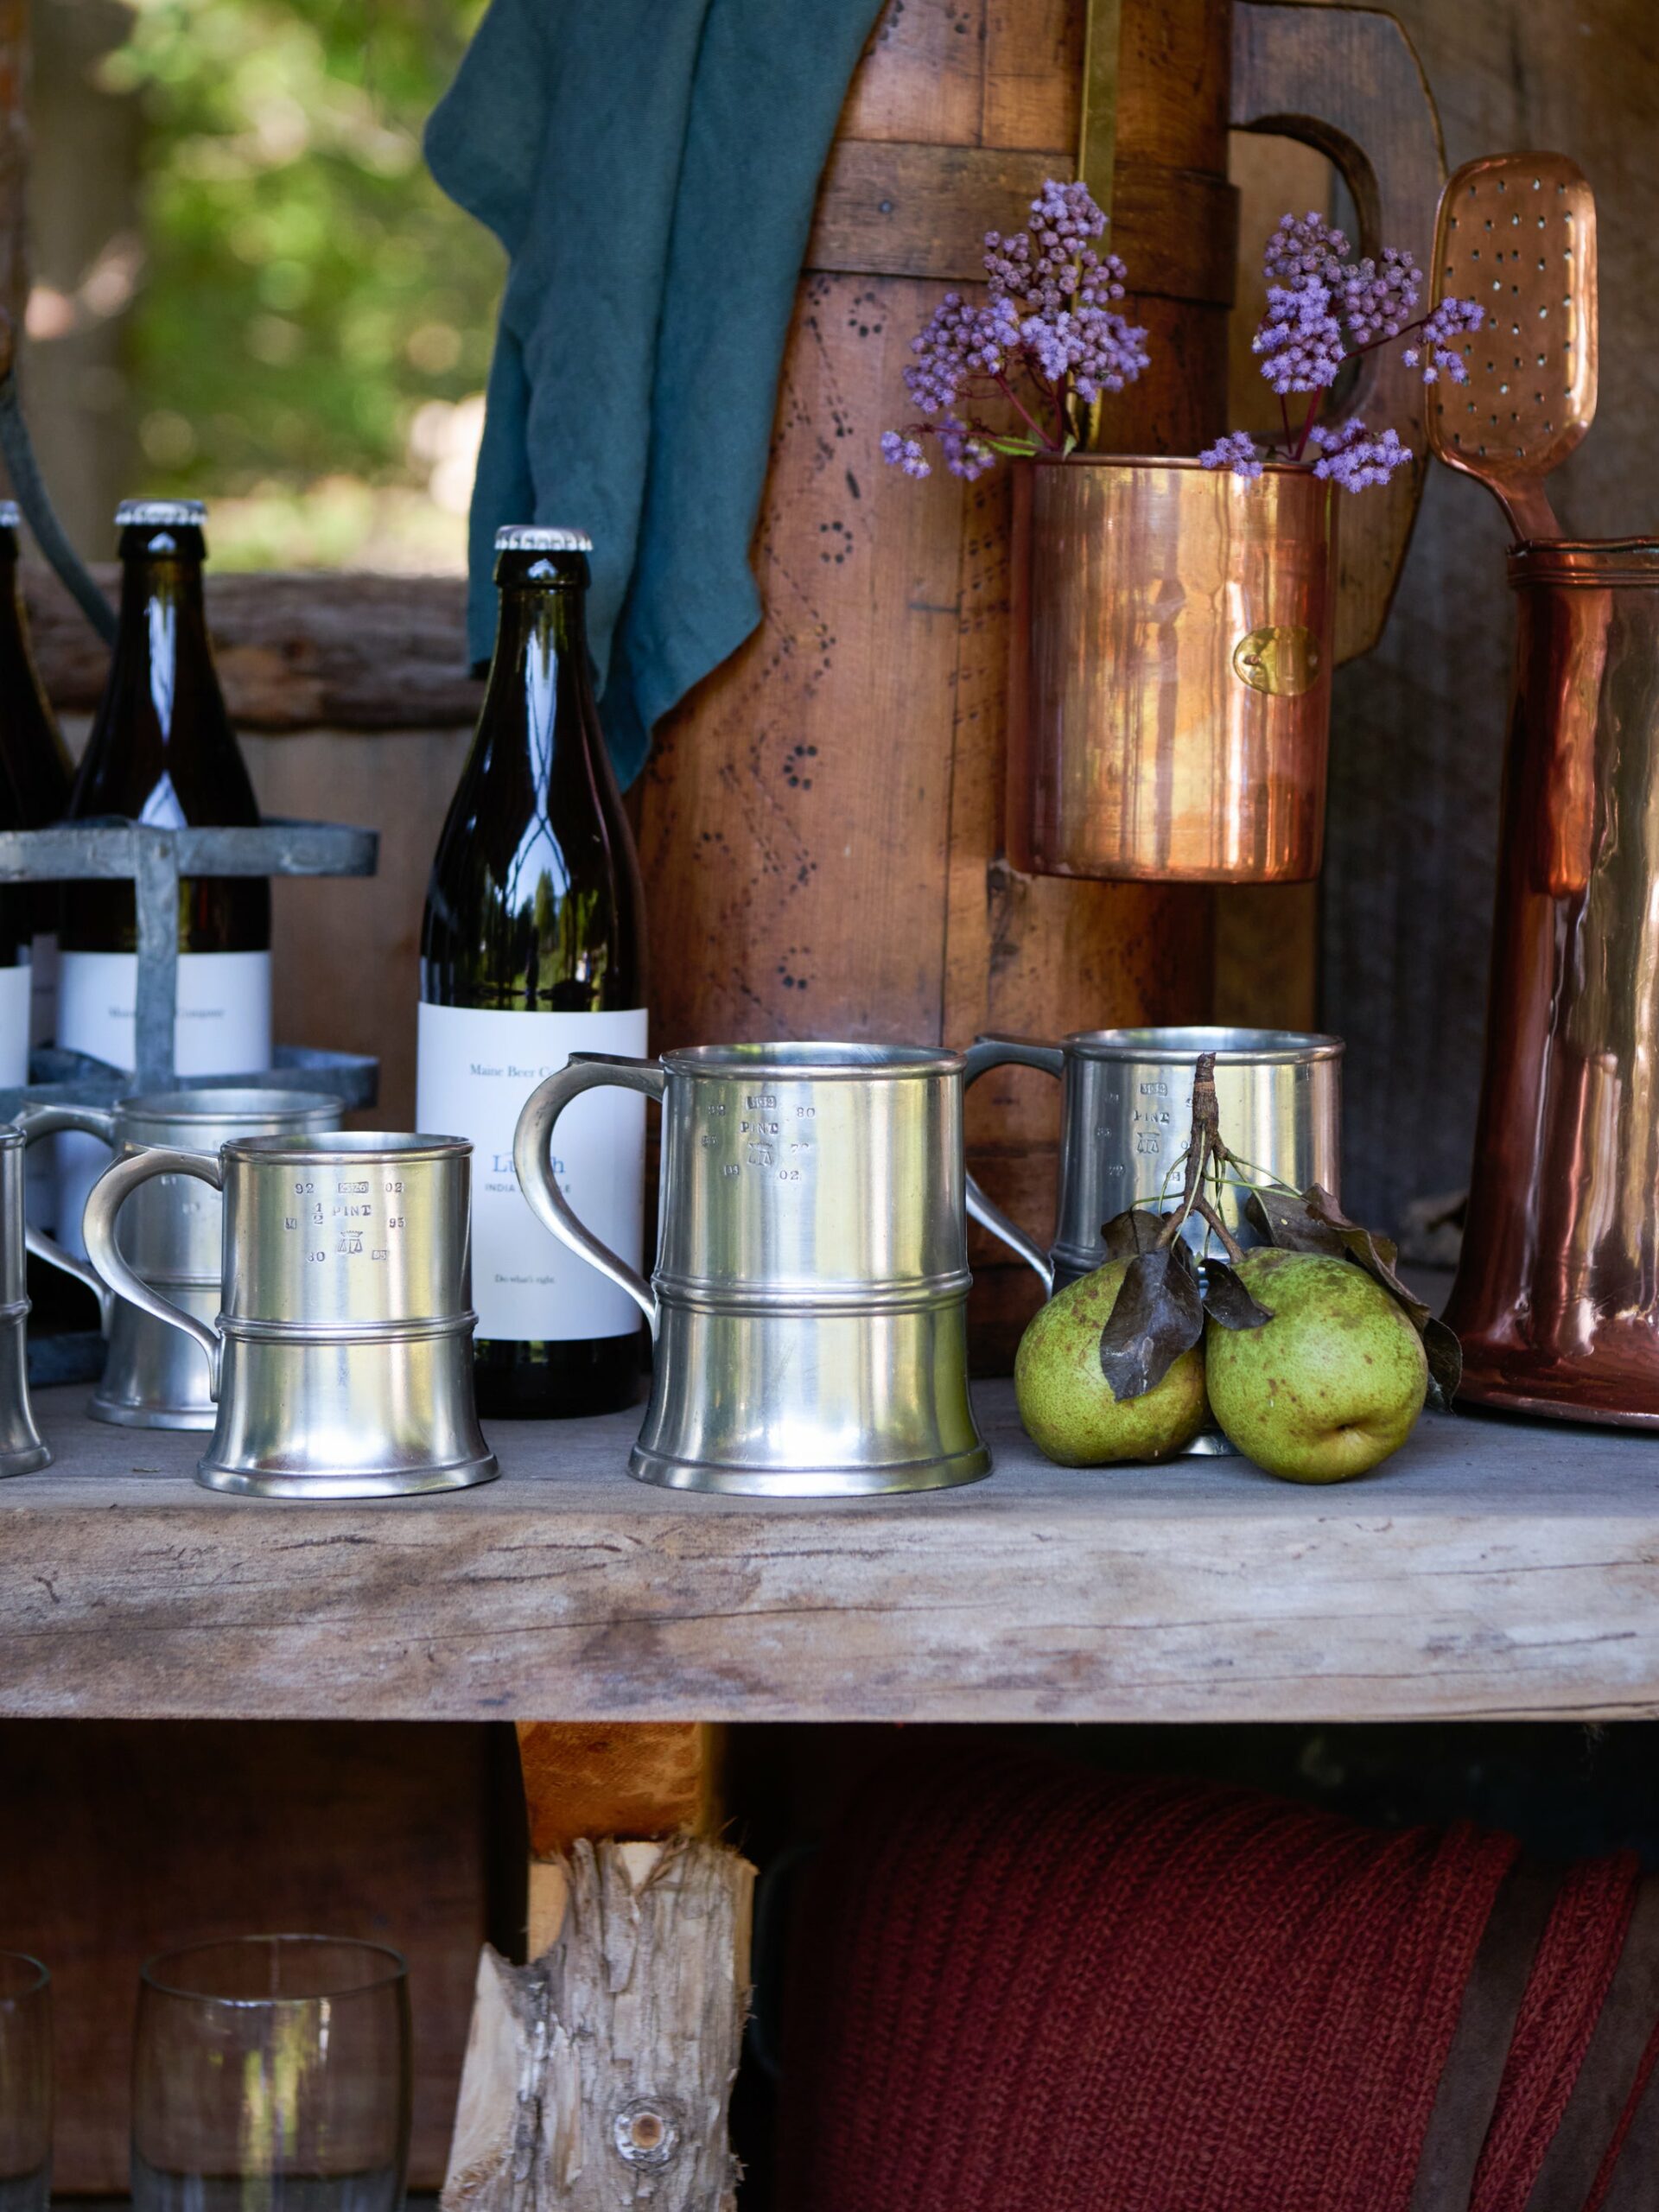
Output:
[963, 1026, 1343, 1290]
[83, 1132, 497, 1497]
[0, 1128, 48, 1474]
[513, 1042, 1045, 1496]
[18, 1088, 340, 1430]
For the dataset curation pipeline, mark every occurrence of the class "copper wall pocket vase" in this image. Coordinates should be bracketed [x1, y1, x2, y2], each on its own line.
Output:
[1446, 540, 1659, 1426]
[1007, 456, 1338, 884]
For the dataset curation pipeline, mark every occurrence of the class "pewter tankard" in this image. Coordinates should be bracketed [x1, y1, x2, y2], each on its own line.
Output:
[0, 1128, 49, 1474]
[18, 1088, 340, 1430]
[83, 1132, 497, 1497]
[514, 1042, 1044, 1496]
[963, 1027, 1343, 1290]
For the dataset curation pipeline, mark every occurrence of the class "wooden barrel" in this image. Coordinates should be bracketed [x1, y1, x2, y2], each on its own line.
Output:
[637, 0, 1235, 1364]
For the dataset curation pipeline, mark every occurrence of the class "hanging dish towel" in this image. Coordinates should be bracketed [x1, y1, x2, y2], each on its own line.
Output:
[425, 0, 883, 785]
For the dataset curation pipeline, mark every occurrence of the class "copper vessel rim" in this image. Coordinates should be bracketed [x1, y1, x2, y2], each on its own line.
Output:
[1509, 537, 1659, 586]
[1021, 453, 1326, 480]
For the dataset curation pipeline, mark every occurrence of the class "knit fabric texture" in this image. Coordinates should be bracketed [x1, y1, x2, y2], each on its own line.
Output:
[779, 1754, 1643, 2212]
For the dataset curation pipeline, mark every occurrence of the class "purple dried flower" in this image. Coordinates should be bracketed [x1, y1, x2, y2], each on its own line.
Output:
[1340, 246, 1421, 343]
[1198, 430, 1265, 480]
[899, 292, 1020, 418]
[938, 416, 995, 480]
[880, 430, 931, 480]
[1306, 417, 1412, 492]
[1253, 280, 1344, 394]
[1406, 296, 1484, 384]
[1262, 211, 1350, 287]
[880, 175, 1151, 484]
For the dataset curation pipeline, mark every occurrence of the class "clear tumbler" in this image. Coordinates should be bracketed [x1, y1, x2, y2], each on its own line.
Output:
[132, 1936, 411, 2212]
[0, 1953, 50, 2212]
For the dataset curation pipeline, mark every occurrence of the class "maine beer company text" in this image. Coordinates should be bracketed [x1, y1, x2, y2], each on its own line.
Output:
[417, 527, 647, 1419]
[57, 501, 270, 1251]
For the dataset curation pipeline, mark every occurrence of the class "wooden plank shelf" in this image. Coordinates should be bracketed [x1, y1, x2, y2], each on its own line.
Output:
[3, 1383, 1657, 1728]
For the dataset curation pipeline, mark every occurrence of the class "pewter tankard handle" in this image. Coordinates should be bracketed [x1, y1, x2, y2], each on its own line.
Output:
[83, 1146, 226, 1395]
[513, 1053, 668, 1338]
[961, 1033, 1065, 1294]
[14, 1102, 118, 1329]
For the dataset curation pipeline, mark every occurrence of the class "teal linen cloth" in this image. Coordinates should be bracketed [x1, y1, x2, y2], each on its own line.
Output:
[425, 0, 882, 786]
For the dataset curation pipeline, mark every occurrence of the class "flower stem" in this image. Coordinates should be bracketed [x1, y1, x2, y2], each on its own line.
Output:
[994, 372, 1060, 452]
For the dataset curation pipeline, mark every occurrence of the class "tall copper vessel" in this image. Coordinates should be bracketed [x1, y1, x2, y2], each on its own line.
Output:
[1007, 456, 1338, 883]
[1447, 539, 1659, 1426]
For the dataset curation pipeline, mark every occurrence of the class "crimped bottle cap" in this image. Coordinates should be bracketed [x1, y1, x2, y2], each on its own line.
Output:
[494, 525, 592, 552]
[115, 499, 207, 527]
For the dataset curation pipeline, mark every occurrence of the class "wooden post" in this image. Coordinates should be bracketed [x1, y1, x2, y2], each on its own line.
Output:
[0, 0, 29, 365]
[442, 1723, 753, 2212]
[638, 0, 1235, 1377]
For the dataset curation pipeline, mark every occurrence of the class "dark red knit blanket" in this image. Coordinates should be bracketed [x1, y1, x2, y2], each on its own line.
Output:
[779, 1756, 1656, 2212]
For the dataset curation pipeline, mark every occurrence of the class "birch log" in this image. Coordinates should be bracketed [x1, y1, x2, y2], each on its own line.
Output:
[443, 1837, 754, 2212]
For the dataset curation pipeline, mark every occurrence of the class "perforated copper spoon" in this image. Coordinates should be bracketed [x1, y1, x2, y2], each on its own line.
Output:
[1427, 151, 1598, 541]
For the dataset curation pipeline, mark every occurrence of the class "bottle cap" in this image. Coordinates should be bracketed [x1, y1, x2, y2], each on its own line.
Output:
[494, 525, 592, 552]
[115, 499, 207, 527]
[0, 502, 19, 530]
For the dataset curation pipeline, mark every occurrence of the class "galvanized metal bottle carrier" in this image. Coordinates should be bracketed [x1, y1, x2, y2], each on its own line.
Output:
[0, 817, 380, 1382]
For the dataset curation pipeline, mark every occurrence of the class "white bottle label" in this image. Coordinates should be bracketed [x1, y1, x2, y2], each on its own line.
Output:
[416, 1002, 648, 1342]
[54, 948, 272, 1255]
[58, 947, 272, 1077]
[29, 930, 57, 1048]
[0, 959, 30, 1088]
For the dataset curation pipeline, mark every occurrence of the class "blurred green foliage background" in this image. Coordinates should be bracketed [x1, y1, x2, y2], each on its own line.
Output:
[92, 0, 496, 567]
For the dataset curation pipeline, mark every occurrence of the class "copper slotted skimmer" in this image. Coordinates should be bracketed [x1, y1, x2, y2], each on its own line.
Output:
[1427, 152, 1598, 540]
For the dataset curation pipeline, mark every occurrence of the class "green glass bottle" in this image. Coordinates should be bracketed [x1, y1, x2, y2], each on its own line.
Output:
[57, 499, 270, 1254]
[417, 527, 648, 1419]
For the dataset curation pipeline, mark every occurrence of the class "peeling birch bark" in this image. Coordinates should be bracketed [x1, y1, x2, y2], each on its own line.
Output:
[442, 1835, 754, 2212]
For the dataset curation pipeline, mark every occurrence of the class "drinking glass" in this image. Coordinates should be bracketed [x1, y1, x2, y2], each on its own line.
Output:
[132, 1936, 411, 2212]
[0, 1952, 51, 2212]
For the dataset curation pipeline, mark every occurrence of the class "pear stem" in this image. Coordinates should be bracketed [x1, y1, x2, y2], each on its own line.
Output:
[1192, 1195, 1247, 1268]
[1158, 1052, 1222, 1250]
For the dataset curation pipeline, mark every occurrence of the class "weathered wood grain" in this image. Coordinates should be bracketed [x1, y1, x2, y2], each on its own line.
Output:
[839, 0, 988, 149]
[3, 1385, 1659, 1726]
[639, 270, 965, 1047]
[515, 1722, 716, 1859]
[808, 142, 1057, 282]
[24, 564, 480, 731]
[1231, 0, 1445, 666]
[442, 1839, 753, 2212]
[807, 140, 1236, 302]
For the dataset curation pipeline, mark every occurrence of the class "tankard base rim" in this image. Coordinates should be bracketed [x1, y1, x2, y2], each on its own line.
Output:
[89, 1393, 216, 1433]
[628, 1440, 991, 1497]
[0, 1440, 50, 1478]
[195, 1450, 500, 1499]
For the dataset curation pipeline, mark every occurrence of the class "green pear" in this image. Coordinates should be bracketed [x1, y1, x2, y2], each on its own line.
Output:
[1015, 1257, 1208, 1465]
[1206, 1249, 1427, 1482]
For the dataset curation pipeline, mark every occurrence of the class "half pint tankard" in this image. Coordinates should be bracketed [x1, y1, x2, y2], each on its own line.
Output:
[0, 1128, 49, 1474]
[514, 1042, 1044, 1495]
[963, 1027, 1343, 1290]
[18, 1088, 340, 1430]
[84, 1132, 498, 1497]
